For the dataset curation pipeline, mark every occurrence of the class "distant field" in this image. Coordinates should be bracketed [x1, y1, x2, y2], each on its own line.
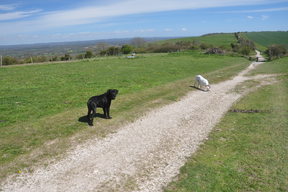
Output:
[244, 31, 288, 50]
[161, 33, 237, 49]
[165, 57, 288, 192]
[0, 52, 250, 180]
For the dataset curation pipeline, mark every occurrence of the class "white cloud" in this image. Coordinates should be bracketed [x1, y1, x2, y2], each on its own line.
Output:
[113, 30, 130, 34]
[0, 0, 287, 37]
[181, 28, 188, 31]
[219, 6, 288, 13]
[247, 16, 254, 19]
[0, 9, 42, 21]
[164, 28, 173, 32]
[0, 4, 17, 11]
[261, 15, 269, 20]
[134, 29, 155, 33]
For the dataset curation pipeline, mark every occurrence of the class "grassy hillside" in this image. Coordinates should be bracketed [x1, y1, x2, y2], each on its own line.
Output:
[162, 31, 288, 53]
[161, 33, 237, 49]
[0, 52, 250, 180]
[165, 57, 288, 192]
[244, 31, 288, 50]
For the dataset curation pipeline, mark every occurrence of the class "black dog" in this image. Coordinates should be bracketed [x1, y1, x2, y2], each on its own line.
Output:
[87, 89, 119, 126]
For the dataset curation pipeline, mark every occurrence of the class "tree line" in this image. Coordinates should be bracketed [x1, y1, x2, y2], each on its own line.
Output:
[0, 44, 135, 65]
[1, 36, 287, 65]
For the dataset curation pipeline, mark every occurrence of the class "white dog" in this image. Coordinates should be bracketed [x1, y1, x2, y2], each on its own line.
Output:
[194, 75, 210, 91]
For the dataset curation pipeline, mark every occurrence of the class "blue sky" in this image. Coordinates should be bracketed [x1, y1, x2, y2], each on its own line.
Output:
[0, 0, 287, 45]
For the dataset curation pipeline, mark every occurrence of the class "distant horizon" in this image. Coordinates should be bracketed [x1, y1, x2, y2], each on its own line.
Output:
[1, 0, 288, 45]
[0, 36, 180, 47]
[2, 30, 288, 47]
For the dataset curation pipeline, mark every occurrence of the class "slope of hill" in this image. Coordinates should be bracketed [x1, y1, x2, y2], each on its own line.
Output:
[244, 31, 288, 49]
[164, 31, 288, 52]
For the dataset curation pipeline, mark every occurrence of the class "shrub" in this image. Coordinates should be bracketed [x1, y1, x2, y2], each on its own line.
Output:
[49, 56, 58, 62]
[231, 35, 255, 56]
[175, 41, 193, 50]
[205, 48, 225, 55]
[2, 56, 18, 65]
[106, 47, 120, 56]
[61, 54, 72, 61]
[84, 51, 93, 58]
[76, 54, 85, 60]
[266, 44, 287, 60]
[33, 56, 47, 63]
[100, 50, 108, 56]
[148, 43, 179, 53]
[239, 46, 252, 56]
[200, 43, 213, 50]
[121, 45, 133, 54]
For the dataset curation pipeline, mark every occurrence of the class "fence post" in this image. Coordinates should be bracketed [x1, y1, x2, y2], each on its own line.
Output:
[0, 55, 2, 67]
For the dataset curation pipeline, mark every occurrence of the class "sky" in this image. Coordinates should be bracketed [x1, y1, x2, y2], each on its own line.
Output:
[0, 0, 288, 45]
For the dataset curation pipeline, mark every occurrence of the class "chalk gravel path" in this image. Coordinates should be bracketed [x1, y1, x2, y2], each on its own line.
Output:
[1, 52, 269, 192]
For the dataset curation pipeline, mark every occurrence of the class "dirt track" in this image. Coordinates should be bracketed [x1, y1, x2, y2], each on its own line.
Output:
[1, 51, 273, 192]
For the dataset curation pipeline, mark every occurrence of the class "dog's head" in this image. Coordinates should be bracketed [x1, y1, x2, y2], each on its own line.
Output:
[107, 89, 119, 100]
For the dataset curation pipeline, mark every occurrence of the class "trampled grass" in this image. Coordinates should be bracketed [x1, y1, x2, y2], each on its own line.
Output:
[165, 57, 288, 192]
[0, 52, 250, 180]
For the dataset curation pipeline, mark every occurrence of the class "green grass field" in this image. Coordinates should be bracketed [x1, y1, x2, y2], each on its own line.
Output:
[165, 57, 288, 192]
[244, 31, 288, 50]
[249, 56, 288, 75]
[0, 52, 250, 180]
[0, 52, 247, 128]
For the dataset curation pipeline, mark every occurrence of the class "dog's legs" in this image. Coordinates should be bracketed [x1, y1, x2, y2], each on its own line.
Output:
[87, 107, 92, 126]
[103, 107, 111, 119]
[87, 105, 96, 126]
[194, 81, 199, 88]
[90, 108, 96, 125]
[107, 107, 111, 119]
[103, 107, 108, 119]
